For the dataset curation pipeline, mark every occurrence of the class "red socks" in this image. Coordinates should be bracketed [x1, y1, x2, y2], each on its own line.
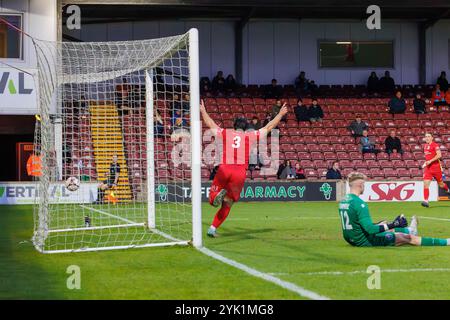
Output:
[442, 183, 449, 192]
[424, 187, 430, 201]
[212, 203, 231, 229]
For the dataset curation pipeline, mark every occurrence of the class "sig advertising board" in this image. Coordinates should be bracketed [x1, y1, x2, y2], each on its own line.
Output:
[155, 181, 336, 202]
[345, 181, 438, 202]
[0, 182, 98, 205]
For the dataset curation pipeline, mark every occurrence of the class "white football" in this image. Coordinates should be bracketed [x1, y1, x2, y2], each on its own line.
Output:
[65, 176, 80, 192]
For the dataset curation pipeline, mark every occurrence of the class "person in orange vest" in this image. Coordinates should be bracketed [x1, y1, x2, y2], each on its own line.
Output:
[26, 153, 42, 177]
[93, 154, 120, 204]
[445, 90, 450, 106]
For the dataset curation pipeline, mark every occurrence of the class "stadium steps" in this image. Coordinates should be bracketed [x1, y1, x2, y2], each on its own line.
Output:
[89, 104, 133, 203]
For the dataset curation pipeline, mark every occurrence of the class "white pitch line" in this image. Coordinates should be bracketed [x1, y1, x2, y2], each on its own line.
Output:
[79, 204, 137, 224]
[269, 268, 450, 276]
[198, 247, 329, 300]
[419, 216, 450, 222]
[79, 205, 188, 244]
[80, 205, 329, 299]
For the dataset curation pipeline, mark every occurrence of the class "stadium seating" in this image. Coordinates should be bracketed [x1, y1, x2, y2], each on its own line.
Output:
[68, 95, 449, 185]
[199, 97, 449, 181]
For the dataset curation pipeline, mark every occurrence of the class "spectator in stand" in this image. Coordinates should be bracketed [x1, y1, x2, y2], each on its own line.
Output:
[385, 130, 403, 155]
[262, 113, 272, 127]
[171, 93, 182, 116]
[265, 78, 283, 99]
[278, 160, 295, 179]
[378, 71, 395, 93]
[295, 163, 306, 179]
[224, 74, 237, 93]
[276, 160, 287, 179]
[212, 71, 225, 92]
[446, 90, 450, 106]
[308, 98, 324, 122]
[326, 162, 342, 180]
[247, 116, 262, 131]
[294, 98, 309, 122]
[360, 130, 380, 154]
[154, 109, 164, 137]
[367, 71, 379, 94]
[271, 100, 287, 122]
[115, 77, 131, 115]
[348, 116, 369, 138]
[262, 113, 273, 136]
[200, 76, 211, 89]
[437, 71, 449, 92]
[431, 84, 447, 107]
[200, 84, 212, 97]
[413, 93, 427, 114]
[171, 109, 188, 131]
[295, 71, 309, 92]
[388, 91, 406, 114]
[181, 93, 190, 115]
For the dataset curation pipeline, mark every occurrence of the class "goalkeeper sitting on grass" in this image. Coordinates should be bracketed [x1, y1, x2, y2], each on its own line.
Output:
[339, 172, 450, 247]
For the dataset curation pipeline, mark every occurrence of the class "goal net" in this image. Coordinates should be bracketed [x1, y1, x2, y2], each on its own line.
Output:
[32, 29, 202, 253]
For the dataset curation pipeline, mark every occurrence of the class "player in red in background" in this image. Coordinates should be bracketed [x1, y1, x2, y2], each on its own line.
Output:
[200, 99, 288, 237]
[421, 133, 450, 207]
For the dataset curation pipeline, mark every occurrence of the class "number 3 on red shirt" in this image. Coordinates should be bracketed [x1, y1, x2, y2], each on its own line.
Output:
[232, 136, 241, 149]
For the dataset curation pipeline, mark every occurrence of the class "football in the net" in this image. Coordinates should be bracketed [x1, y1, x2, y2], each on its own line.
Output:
[65, 176, 80, 192]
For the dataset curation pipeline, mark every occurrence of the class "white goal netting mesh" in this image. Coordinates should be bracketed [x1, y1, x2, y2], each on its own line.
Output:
[32, 32, 197, 253]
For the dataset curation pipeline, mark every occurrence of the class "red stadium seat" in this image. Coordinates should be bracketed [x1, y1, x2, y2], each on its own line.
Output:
[297, 152, 311, 160]
[320, 144, 334, 152]
[349, 152, 363, 160]
[409, 168, 422, 179]
[323, 152, 337, 160]
[397, 169, 411, 179]
[392, 160, 406, 168]
[383, 168, 398, 179]
[376, 153, 389, 160]
[370, 168, 385, 180]
[307, 144, 321, 152]
[311, 152, 323, 160]
[339, 159, 354, 169]
[389, 152, 403, 160]
[305, 169, 319, 179]
[336, 152, 350, 160]
[363, 153, 376, 160]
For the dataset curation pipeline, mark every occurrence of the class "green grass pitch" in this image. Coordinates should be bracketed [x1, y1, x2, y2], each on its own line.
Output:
[1, 201, 450, 299]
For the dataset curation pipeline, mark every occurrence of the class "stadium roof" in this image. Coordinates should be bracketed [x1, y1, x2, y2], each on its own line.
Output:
[62, 1, 450, 23]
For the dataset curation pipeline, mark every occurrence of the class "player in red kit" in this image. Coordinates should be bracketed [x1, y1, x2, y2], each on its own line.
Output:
[200, 99, 288, 237]
[421, 133, 450, 207]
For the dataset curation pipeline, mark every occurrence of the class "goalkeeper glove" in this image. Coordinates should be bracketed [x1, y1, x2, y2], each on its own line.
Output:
[387, 214, 408, 229]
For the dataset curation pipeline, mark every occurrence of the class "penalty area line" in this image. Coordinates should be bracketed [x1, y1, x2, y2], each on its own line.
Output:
[198, 247, 330, 300]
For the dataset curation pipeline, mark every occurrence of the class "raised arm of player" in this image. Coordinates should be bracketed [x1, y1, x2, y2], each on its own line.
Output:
[260, 103, 288, 136]
[423, 148, 442, 168]
[200, 99, 220, 133]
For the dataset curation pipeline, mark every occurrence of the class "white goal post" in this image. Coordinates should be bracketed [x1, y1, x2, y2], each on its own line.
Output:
[32, 28, 202, 253]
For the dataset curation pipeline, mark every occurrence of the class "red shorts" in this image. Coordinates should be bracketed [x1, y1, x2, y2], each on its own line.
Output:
[209, 165, 246, 204]
[423, 165, 443, 182]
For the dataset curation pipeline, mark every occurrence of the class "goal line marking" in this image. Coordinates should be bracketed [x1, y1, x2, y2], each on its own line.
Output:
[269, 268, 450, 276]
[79, 204, 137, 224]
[198, 247, 329, 300]
[79, 205, 329, 300]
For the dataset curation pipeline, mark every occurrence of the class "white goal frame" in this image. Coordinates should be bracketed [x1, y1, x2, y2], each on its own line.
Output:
[33, 28, 203, 253]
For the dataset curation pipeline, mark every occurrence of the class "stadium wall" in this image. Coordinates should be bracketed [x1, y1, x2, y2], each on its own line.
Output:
[63, 18, 449, 86]
[426, 20, 450, 84]
[0, 0, 57, 115]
